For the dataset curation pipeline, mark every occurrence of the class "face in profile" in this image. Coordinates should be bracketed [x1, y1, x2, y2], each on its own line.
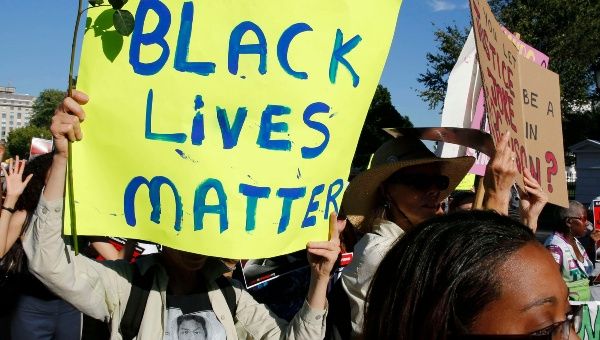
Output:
[470, 243, 577, 339]
[364, 211, 578, 340]
[383, 163, 448, 226]
[566, 208, 588, 238]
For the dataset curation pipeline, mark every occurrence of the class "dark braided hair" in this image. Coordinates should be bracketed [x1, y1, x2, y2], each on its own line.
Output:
[363, 210, 537, 340]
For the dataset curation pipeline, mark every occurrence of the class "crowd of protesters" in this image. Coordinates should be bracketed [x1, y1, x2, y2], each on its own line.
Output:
[0, 89, 596, 339]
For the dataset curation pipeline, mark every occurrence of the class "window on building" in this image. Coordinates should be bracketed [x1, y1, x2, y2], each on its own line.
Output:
[17, 112, 21, 119]
[1, 113, 5, 118]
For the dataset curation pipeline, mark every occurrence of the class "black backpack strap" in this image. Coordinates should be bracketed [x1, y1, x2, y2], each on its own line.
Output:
[215, 276, 237, 318]
[120, 264, 157, 340]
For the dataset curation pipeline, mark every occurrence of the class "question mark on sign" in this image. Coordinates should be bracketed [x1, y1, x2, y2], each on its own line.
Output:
[545, 151, 558, 193]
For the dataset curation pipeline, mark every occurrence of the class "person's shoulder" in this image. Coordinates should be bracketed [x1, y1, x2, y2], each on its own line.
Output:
[543, 232, 560, 246]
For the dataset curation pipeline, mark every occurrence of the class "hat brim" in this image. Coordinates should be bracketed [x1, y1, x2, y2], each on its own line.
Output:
[342, 156, 475, 227]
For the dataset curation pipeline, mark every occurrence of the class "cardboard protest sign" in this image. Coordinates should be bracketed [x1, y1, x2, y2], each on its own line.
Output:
[518, 58, 568, 202]
[469, 0, 568, 207]
[67, 0, 403, 258]
[438, 25, 548, 177]
[500, 27, 549, 69]
[469, 28, 550, 140]
[467, 30, 549, 176]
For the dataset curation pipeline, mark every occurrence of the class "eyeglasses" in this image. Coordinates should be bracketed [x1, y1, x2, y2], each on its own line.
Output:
[529, 304, 582, 339]
[451, 304, 583, 340]
[386, 173, 450, 191]
[566, 215, 587, 224]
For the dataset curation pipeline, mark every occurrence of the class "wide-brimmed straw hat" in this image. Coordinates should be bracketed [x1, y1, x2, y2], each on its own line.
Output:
[342, 136, 475, 227]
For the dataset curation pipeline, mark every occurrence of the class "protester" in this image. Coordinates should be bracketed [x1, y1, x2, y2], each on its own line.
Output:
[545, 200, 595, 301]
[576, 220, 600, 268]
[448, 190, 475, 213]
[335, 135, 475, 339]
[22, 89, 344, 339]
[515, 171, 548, 232]
[79, 236, 139, 338]
[0, 153, 81, 339]
[328, 130, 547, 339]
[364, 210, 580, 340]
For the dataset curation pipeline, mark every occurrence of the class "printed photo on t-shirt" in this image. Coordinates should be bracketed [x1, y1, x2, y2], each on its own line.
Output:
[164, 308, 226, 340]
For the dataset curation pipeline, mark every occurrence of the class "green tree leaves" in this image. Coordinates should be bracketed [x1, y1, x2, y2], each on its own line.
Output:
[85, 0, 135, 62]
[108, 0, 128, 10]
[351, 85, 413, 174]
[489, 0, 600, 116]
[418, 1, 600, 149]
[100, 30, 124, 62]
[6, 126, 52, 159]
[113, 9, 134, 36]
[30, 89, 66, 128]
[417, 25, 469, 113]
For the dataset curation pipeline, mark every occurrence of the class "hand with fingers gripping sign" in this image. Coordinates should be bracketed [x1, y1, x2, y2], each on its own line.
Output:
[42, 90, 89, 203]
[306, 212, 346, 309]
[50, 90, 89, 159]
[483, 132, 519, 215]
[518, 170, 548, 232]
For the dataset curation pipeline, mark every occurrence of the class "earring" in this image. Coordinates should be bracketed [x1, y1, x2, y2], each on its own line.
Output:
[384, 201, 390, 209]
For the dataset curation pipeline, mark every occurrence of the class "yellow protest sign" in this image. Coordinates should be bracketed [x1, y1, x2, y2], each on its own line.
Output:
[469, 0, 568, 207]
[455, 173, 476, 191]
[67, 0, 403, 258]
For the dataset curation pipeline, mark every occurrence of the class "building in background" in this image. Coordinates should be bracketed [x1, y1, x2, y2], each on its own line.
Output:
[569, 139, 600, 205]
[0, 86, 35, 141]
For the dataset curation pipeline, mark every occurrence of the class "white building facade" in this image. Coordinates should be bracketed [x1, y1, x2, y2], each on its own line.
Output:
[0, 86, 35, 141]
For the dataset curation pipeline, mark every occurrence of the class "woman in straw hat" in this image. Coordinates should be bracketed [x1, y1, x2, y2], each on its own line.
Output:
[337, 135, 475, 339]
[329, 131, 547, 340]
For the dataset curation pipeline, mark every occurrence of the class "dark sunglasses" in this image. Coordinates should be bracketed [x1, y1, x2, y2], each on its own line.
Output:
[450, 304, 583, 340]
[386, 173, 450, 191]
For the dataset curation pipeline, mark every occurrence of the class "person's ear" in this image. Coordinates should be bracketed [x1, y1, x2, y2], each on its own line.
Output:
[379, 184, 394, 203]
[565, 218, 574, 229]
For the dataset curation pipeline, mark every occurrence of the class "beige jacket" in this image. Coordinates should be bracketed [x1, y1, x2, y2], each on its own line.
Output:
[340, 220, 404, 339]
[22, 196, 327, 340]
